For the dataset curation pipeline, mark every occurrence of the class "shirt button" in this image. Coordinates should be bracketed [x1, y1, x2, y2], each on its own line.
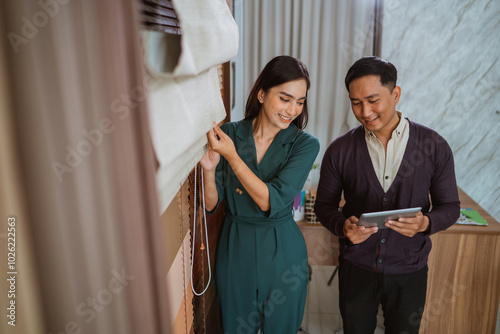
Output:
[378, 258, 383, 263]
[381, 238, 386, 244]
[235, 187, 243, 195]
[385, 176, 389, 180]
[383, 196, 388, 202]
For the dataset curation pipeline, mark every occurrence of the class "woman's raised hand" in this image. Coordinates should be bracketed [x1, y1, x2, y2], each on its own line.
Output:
[200, 123, 223, 171]
[207, 122, 237, 160]
[200, 123, 225, 212]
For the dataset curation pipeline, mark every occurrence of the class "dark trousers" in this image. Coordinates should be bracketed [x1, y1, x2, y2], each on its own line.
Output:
[338, 257, 428, 334]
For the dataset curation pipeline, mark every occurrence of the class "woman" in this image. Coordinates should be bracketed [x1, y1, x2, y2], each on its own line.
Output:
[201, 56, 319, 333]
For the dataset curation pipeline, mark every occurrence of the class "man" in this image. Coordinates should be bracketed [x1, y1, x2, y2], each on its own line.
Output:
[314, 56, 460, 333]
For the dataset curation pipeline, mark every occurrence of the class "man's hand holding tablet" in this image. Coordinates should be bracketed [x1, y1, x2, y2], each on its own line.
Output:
[356, 207, 429, 237]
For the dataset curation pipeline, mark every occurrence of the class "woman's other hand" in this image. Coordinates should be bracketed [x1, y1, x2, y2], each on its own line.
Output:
[201, 122, 223, 171]
[200, 123, 222, 212]
[200, 146, 220, 172]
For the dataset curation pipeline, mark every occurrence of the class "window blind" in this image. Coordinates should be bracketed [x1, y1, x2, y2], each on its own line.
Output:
[141, 0, 181, 35]
[143, 0, 238, 213]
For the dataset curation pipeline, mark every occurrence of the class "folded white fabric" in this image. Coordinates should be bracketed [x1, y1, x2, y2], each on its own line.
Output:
[144, 0, 239, 212]
[171, 0, 238, 76]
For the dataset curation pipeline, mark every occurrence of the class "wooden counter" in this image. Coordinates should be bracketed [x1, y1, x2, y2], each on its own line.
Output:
[296, 188, 500, 334]
[297, 219, 339, 266]
[422, 188, 500, 334]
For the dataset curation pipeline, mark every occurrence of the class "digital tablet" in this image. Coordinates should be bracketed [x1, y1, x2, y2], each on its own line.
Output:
[357, 207, 422, 229]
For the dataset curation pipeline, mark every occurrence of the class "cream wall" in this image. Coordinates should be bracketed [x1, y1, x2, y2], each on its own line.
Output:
[381, 0, 500, 221]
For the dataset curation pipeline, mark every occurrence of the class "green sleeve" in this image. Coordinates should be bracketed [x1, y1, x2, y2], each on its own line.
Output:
[265, 135, 320, 218]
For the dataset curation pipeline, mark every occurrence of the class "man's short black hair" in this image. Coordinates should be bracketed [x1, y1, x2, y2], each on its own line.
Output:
[345, 56, 397, 92]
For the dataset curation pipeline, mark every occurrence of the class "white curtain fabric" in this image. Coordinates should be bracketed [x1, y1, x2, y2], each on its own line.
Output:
[0, 1, 168, 333]
[145, 0, 239, 213]
[241, 0, 376, 160]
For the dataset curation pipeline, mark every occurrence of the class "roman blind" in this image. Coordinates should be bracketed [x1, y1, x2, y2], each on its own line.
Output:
[143, 0, 239, 213]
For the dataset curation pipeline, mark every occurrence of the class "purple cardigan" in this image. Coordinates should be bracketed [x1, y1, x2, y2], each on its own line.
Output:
[314, 120, 460, 274]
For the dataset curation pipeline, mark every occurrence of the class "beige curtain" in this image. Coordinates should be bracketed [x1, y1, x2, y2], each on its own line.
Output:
[0, 1, 168, 333]
[0, 5, 45, 332]
[236, 0, 376, 160]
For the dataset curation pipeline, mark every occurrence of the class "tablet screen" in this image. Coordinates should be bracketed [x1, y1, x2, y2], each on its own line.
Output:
[357, 207, 422, 229]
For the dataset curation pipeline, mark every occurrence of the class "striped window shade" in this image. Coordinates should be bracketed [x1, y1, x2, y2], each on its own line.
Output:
[141, 0, 181, 35]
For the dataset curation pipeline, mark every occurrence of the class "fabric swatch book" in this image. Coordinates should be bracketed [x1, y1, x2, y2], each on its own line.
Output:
[456, 208, 488, 226]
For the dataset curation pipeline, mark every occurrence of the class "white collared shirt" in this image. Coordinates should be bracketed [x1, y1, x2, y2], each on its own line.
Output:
[365, 111, 409, 192]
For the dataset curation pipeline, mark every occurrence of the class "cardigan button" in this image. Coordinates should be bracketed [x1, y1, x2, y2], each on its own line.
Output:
[235, 187, 243, 195]
[383, 196, 388, 202]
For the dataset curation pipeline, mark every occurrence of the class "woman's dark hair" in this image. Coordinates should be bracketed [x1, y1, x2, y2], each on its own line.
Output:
[345, 56, 397, 92]
[244, 55, 310, 130]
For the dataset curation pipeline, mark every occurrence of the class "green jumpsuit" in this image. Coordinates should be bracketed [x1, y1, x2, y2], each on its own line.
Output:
[210, 120, 320, 334]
